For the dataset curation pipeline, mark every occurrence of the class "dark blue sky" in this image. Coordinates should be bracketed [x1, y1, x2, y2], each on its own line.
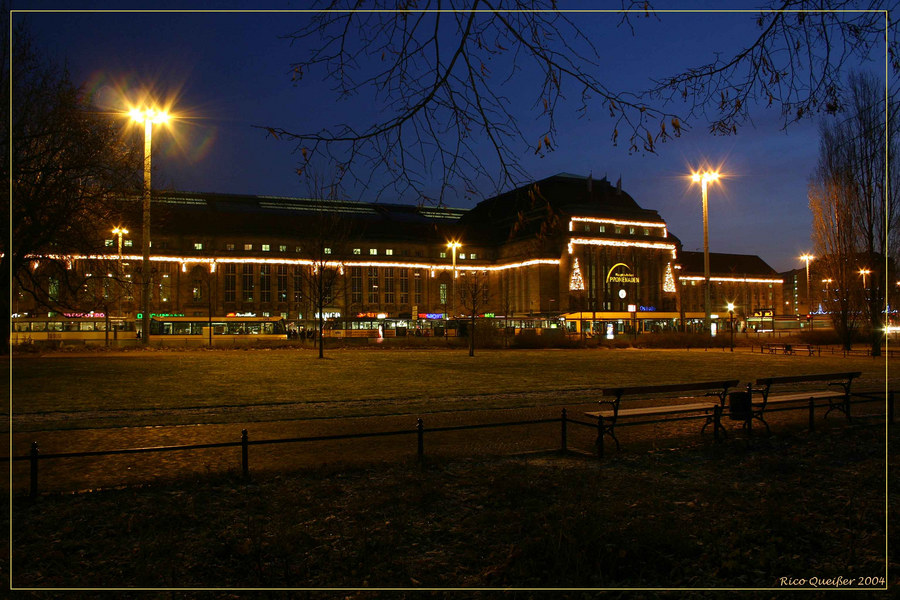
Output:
[11, 2, 888, 272]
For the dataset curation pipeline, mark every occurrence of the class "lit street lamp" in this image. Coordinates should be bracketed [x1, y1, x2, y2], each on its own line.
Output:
[128, 106, 171, 345]
[691, 169, 720, 334]
[859, 268, 871, 291]
[799, 253, 814, 314]
[726, 302, 735, 352]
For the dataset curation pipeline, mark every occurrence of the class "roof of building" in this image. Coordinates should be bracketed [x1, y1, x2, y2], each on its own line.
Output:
[458, 173, 666, 245]
[678, 251, 779, 278]
[123, 191, 466, 244]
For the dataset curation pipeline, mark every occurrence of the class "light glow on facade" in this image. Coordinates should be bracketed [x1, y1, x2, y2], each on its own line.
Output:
[679, 275, 783, 284]
[567, 238, 677, 258]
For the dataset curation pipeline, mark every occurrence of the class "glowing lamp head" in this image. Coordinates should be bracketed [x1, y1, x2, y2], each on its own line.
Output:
[691, 170, 720, 184]
[446, 240, 462, 251]
[112, 226, 129, 236]
[129, 107, 170, 125]
[859, 268, 871, 276]
[726, 302, 735, 312]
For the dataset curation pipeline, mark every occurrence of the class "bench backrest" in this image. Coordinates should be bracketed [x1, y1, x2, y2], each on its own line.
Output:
[755, 372, 861, 386]
[602, 380, 740, 397]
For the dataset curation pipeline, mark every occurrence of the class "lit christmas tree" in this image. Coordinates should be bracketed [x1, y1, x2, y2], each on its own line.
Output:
[569, 257, 585, 291]
[663, 262, 676, 293]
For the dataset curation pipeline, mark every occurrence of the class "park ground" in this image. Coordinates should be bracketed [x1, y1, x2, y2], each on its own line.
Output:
[5, 347, 898, 592]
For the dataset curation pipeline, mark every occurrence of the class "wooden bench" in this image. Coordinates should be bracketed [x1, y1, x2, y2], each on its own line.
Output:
[585, 380, 740, 456]
[762, 343, 815, 356]
[747, 371, 862, 434]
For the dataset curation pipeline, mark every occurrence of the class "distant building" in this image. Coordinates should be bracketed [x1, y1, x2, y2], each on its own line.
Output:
[11, 173, 791, 339]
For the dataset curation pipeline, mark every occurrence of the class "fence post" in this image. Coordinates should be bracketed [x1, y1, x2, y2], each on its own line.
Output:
[241, 429, 249, 480]
[808, 398, 815, 432]
[596, 415, 604, 459]
[29, 441, 39, 499]
[560, 409, 568, 452]
[416, 418, 424, 460]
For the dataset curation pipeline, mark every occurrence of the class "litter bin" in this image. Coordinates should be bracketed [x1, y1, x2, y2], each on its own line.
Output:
[728, 391, 752, 421]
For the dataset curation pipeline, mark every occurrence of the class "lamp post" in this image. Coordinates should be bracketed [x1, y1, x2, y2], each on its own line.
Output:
[447, 241, 461, 325]
[691, 170, 720, 334]
[859, 268, 871, 294]
[799, 254, 814, 315]
[129, 106, 170, 345]
[726, 302, 735, 352]
[112, 226, 128, 324]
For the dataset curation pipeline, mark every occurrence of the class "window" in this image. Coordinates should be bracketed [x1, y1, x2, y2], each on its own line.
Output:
[277, 265, 288, 302]
[351, 267, 363, 303]
[629, 227, 635, 234]
[459, 253, 466, 260]
[440, 251, 447, 258]
[353, 248, 362, 255]
[439, 283, 447, 305]
[414, 270, 422, 304]
[584, 224, 591, 232]
[615, 227, 623, 234]
[242, 264, 254, 301]
[194, 242, 203, 250]
[104, 239, 114, 247]
[259, 265, 271, 302]
[244, 243, 253, 251]
[293, 267, 303, 303]
[295, 246, 302, 253]
[385, 249, 393, 256]
[226, 243, 235, 251]
[324, 247, 332, 255]
[415, 250, 423, 257]
[470, 253, 477, 260]
[367, 267, 379, 303]
[369, 248, 378, 255]
[225, 265, 237, 301]
[124, 240, 133, 247]
[261, 244, 270, 252]
[192, 281, 202, 301]
[399, 268, 409, 304]
[279, 245, 287, 252]
[643, 228, 650, 236]
[598, 225, 606, 233]
[384, 267, 395, 303]
[159, 267, 171, 302]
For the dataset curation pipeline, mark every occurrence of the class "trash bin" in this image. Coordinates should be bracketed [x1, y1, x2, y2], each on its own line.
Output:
[728, 391, 752, 421]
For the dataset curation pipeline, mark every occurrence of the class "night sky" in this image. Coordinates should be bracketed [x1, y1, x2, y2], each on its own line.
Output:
[11, 1, 888, 272]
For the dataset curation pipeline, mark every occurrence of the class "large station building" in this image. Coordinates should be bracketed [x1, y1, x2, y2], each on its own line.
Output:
[13, 173, 784, 338]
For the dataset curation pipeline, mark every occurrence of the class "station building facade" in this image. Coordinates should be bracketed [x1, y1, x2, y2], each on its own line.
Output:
[12, 173, 783, 337]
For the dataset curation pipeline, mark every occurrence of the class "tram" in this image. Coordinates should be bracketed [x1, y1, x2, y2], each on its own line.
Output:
[11, 313, 135, 344]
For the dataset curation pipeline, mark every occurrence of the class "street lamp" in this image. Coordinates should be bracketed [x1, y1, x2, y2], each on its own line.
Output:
[799, 254, 814, 314]
[446, 241, 461, 336]
[726, 302, 735, 352]
[859, 268, 871, 291]
[691, 169, 720, 334]
[128, 106, 170, 345]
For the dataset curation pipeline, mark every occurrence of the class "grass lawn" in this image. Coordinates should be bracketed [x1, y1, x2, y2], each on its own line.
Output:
[9, 347, 894, 431]
[9, 422, 893, 590]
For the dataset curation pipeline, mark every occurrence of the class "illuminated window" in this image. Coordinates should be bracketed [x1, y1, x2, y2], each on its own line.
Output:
[242, 264, 254, 301]
[244, 244, 253, 251]
[104, 239, 114, 247]
[643, 228, 650, 236]
[295, 246, 302, 253]
[367, 267, 379, 303]
[369, 248, 378, 255]
[385, 249, 394, 256]
[584, 224, 591, 232]
[459, 254, 467, 260]
[629, 227, 635, 234]
[224, 264, 236, 301]
[399, 268, 409, 304]
[194, 243, 203, 250]
[353, 248, 361, 255]
[324, 248, 332, 255]
[259, 265, 271, 302]
[124, 240, 133, 247]
[598, 225, 606, 233]
[261, 244, 270, 252]
[439, 283, 447, 305]
[351, 267, 363, 303]
[277, 265, 288, 301]
[192, 283, 202, 301]
[440, 252, 447, 259]
[470, 253, 477, 259]
[615, 227, 623, 234]
[279, 245, 287, 252]
[226, 243, 235, 251]
[384, 268, 395, 303]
